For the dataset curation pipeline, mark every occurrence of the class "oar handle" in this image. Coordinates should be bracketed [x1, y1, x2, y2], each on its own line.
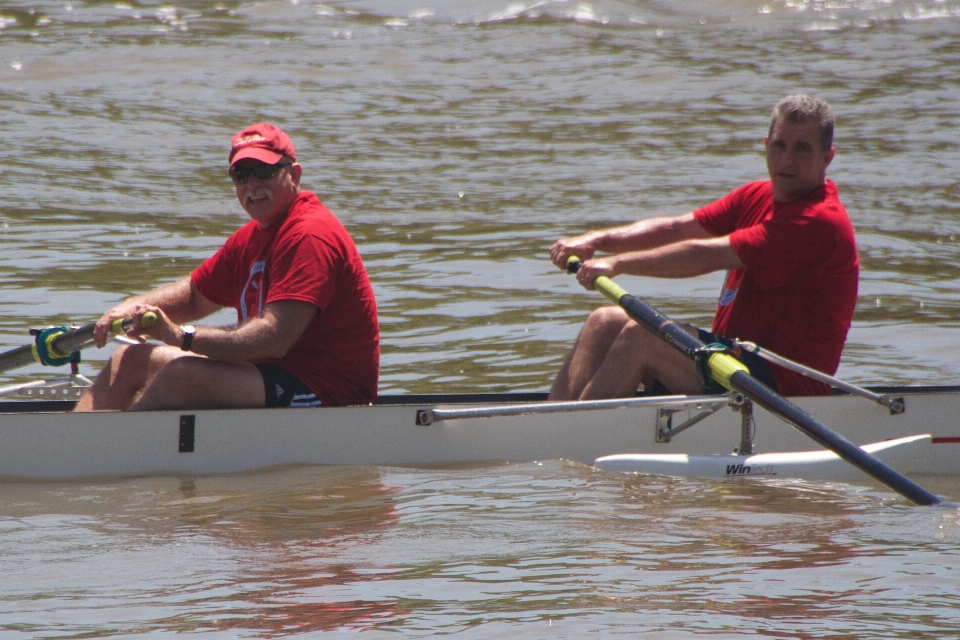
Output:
[109, 311, 157, 335]
[565, 255, 630, 305]
[44, 311, 160, 364]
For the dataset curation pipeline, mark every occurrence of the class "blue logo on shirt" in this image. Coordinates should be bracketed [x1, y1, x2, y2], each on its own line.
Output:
[240, 261, 266, 322]
[719, 286, 737, 306]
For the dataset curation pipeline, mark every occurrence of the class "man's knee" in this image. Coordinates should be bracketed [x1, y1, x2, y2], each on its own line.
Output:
[150, 356, 209, 392]
[584, 306, 630, 333]
[110, 342, 144, 367]
[99, 343, 158, 390]
[112, 342, 176, 372]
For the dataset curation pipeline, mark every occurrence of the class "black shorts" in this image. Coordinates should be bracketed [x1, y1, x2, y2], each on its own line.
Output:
[255, 364, 323, 408]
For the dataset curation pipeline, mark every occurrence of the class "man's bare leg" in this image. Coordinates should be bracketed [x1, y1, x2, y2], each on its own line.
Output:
[549, 306, 706, 401]
[74, 344, 187, 411]
[579, 318, 705, 399]
[74, 343, 267, 412]
[549, 306, 633, 400]
[129, 356, 266, 411]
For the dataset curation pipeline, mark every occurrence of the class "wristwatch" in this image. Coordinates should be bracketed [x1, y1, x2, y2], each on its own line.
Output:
[180, 325, 197, 352]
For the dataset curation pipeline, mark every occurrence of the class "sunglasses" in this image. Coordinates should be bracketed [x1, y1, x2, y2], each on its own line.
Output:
[229, 162, 292, 185]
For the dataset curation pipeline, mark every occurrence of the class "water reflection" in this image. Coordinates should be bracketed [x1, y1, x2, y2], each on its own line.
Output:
[0, 466, 406, 634]
[0, 461, 958, 635]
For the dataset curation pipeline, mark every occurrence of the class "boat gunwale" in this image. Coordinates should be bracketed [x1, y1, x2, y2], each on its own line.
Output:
[3, 384, 960, 415]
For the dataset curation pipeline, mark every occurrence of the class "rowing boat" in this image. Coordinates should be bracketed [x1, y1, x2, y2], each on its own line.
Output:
[0, 385, 957, 482]
[0, 287, 952, 505]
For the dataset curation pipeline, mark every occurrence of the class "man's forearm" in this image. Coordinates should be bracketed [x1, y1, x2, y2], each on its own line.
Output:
[591, 214, 706, 254]
[612, 238, 743, 279]
[182, 322, 286, 362]
[178, 300, 317, 363]
[123, 276, 216, 324]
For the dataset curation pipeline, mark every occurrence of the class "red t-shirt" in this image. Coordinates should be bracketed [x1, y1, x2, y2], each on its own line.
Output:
[693, 180, 859, 396]
[192, 192, 379, 406]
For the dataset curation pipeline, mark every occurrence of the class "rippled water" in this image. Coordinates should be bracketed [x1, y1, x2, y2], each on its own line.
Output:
[2, 0, 960, 636]
[3, 465, 960, 638]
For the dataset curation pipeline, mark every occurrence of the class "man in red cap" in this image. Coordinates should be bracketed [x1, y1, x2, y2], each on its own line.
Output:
[74, 123, 380, 410]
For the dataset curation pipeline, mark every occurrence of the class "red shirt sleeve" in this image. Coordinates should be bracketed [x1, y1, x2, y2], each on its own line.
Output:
[693, 181, 844, 290]
[693, 183, 752, 238]
[192, 227, 247, 309]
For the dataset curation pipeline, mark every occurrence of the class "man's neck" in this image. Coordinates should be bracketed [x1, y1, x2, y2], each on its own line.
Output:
[772, 179, 826, 204]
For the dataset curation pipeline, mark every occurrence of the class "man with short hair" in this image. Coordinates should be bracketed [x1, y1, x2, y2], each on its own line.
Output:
[548, 95, 858, 400]
[75, 123, 379, 411]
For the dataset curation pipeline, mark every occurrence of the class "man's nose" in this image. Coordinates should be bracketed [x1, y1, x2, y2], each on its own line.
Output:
[778, 148, 798, 167]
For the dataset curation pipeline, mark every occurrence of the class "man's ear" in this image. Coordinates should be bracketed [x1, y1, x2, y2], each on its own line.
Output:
[823, 147, 835, 170]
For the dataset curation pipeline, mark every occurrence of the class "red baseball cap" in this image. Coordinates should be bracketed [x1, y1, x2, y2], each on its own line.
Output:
[229, 123, 297, 166]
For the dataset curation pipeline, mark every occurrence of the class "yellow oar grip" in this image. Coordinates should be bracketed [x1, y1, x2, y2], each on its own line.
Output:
[564, 255, 629, 306]
[706, 352, 750, 391]
[109, 311, 158, 334]
[592, 277, 628, 306]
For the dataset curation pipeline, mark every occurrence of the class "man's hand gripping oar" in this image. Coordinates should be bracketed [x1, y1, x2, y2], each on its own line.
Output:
[563, 255, 946, 507]
[0, 312, 158, 375]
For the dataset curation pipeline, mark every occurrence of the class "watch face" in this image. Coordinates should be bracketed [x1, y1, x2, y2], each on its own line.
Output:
[181, 325, 197, 351]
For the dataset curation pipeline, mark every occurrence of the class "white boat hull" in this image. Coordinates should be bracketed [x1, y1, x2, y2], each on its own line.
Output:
[1, 386, 959, 481]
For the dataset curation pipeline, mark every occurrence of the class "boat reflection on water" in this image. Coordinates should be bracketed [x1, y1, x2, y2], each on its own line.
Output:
[0, 465, 407, 634]
[161, 466, 401, 543]
[165, 466, 406, 634]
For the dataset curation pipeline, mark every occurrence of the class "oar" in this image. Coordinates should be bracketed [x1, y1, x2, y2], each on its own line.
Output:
[0, 312, 157, 375]
[565, 257, 943, 506]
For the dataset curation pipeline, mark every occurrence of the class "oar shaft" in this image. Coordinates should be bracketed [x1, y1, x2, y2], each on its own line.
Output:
[0, 314, 153, 375]
[730, 371, 941, 506]
[0, 344, 40, 373]
[0, 322, 102, 374]
[44, 322, 105, 355]
[585, 268, 706, 358]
